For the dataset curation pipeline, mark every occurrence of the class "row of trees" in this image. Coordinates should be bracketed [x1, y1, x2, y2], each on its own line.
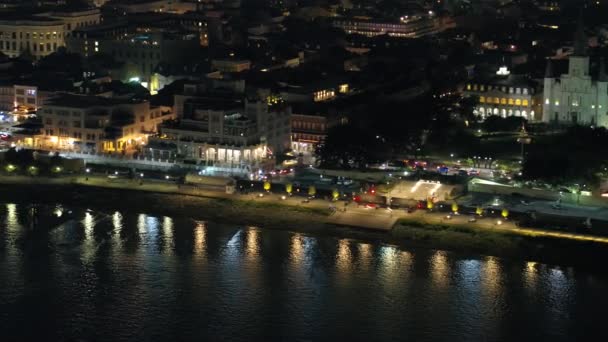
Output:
[522, 126, 608, 185]
[263, 181, 342, 200]
[2, 149, 66, 176]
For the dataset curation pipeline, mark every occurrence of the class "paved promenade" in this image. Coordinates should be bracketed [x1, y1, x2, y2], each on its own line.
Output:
[2, 174, 608, 244]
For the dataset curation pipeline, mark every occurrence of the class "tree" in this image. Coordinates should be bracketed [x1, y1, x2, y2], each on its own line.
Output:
[308, 185, 316, 197]
[316, 123, 381, 169]
[482, 116, 526, 133]
[522, 126, 608, 184]
[285, 183, 293, 195]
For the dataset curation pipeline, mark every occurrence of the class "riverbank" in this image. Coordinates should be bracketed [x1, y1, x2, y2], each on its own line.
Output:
[0, 177, 607, 271]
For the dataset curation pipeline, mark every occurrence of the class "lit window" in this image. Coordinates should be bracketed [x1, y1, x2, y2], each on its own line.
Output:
[545, 98, 549, 105]
[508, 99, 514, 105]
[515, 99, 521, 106]
[522, 100, 529, 106]
[555, 101, 560, 106]
[479, 96, 485, 103]
[592, 105, 596, 109]
[95, 41, 98, 46]
[500, 98, 507, 105]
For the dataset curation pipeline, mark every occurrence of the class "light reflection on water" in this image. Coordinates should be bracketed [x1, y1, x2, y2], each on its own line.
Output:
[431, 250, 450, 289]
[193, 221, 206, 257]
[0, 203, 606, 341]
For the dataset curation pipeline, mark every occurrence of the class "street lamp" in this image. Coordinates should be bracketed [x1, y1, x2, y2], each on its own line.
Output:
[85, 168, 90, 181]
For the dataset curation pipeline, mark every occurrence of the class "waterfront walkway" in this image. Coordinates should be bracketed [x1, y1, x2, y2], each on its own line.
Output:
[3, 174, 608, 243]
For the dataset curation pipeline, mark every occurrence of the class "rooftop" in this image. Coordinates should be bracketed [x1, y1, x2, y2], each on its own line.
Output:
[45, 94, 146, 108]
[0, 13, 63, 24]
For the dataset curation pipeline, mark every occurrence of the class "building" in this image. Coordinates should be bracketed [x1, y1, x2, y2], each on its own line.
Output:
[39, 7, 101, 35]
[107, 0, 196, 14]
[151, 85, 291, 171]
[464, 66, 542, 120]
[542, 25, 608, 126]
[291, 113, 328, 153]
[0, 83, 13, 112]
[0, 7, 101, 59]
[0, 16, 66, 59]
[67, 28, 200, 90]
[34, 94, 174, 152]
[211, 59, 251, 73]
[332, 13, 452, 39]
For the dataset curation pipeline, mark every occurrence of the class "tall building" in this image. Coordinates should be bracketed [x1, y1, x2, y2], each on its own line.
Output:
[542, 24, 608, 126]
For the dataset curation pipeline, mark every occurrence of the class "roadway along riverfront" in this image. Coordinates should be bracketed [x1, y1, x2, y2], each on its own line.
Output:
[2, 174, 608, 244]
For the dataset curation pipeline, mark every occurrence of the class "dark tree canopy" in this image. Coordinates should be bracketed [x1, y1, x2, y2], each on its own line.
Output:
[316, 123, 381, 169]
[522, 126, 608, 184]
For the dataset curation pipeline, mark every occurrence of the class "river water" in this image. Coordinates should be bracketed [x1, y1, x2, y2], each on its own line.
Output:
[0, 203, 606, 341]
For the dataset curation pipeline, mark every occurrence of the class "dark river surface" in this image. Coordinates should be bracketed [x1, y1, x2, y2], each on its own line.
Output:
[0, 203, 607, 341]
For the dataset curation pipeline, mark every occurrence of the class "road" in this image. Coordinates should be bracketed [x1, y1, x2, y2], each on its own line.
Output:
[3, 174, 608, 244]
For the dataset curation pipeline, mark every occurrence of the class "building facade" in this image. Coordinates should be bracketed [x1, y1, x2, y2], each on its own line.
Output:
[542, 53, 608, 126]
[67, 29, 200, 89]
[0, 17, 66, 59]
[290, 114, 327, 153]
[152, 86, 291, 169]
[332, 14, 452, 39]
[464, 67, 542, 120]
[34, 94, 174, 153]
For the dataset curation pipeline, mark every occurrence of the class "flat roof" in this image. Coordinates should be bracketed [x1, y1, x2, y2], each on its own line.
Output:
[0, 12, 63, 24]
[46, 94, 145, 108]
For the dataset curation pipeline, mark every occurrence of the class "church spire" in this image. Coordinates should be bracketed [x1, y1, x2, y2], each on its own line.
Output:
[545, 59, 553, 78]
[573, 10, 587, 56]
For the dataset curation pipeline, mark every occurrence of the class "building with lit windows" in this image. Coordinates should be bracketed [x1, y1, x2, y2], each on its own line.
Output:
[291, 114, 328, 153]
[67, 28, 200, 91]
[39, 8, 101, 36]
[0, 16, 66, 59]
[151, 84, 291, 169]
[332, 13, 452, 39]
[464, 66, 542, 121]
[35, 94, 174, 153]
[542, 26, 608, 126]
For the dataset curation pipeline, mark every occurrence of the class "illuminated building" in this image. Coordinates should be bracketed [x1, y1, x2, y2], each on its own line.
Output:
[0, 7, 100, 59]
[151, 84, 291, 169]
[542, 22, 608, 126]
[332, 12, 452, 39]
[108, 0, 197, 14]
[211, 59, 251, 73]
[0, 16, 66, 59]
[290, 114, 328, 153]
[40, 8, 101, 36]
[67, 28, 200, 92]
[464, 66, 542, 120]
[36, 94, 174, 152]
